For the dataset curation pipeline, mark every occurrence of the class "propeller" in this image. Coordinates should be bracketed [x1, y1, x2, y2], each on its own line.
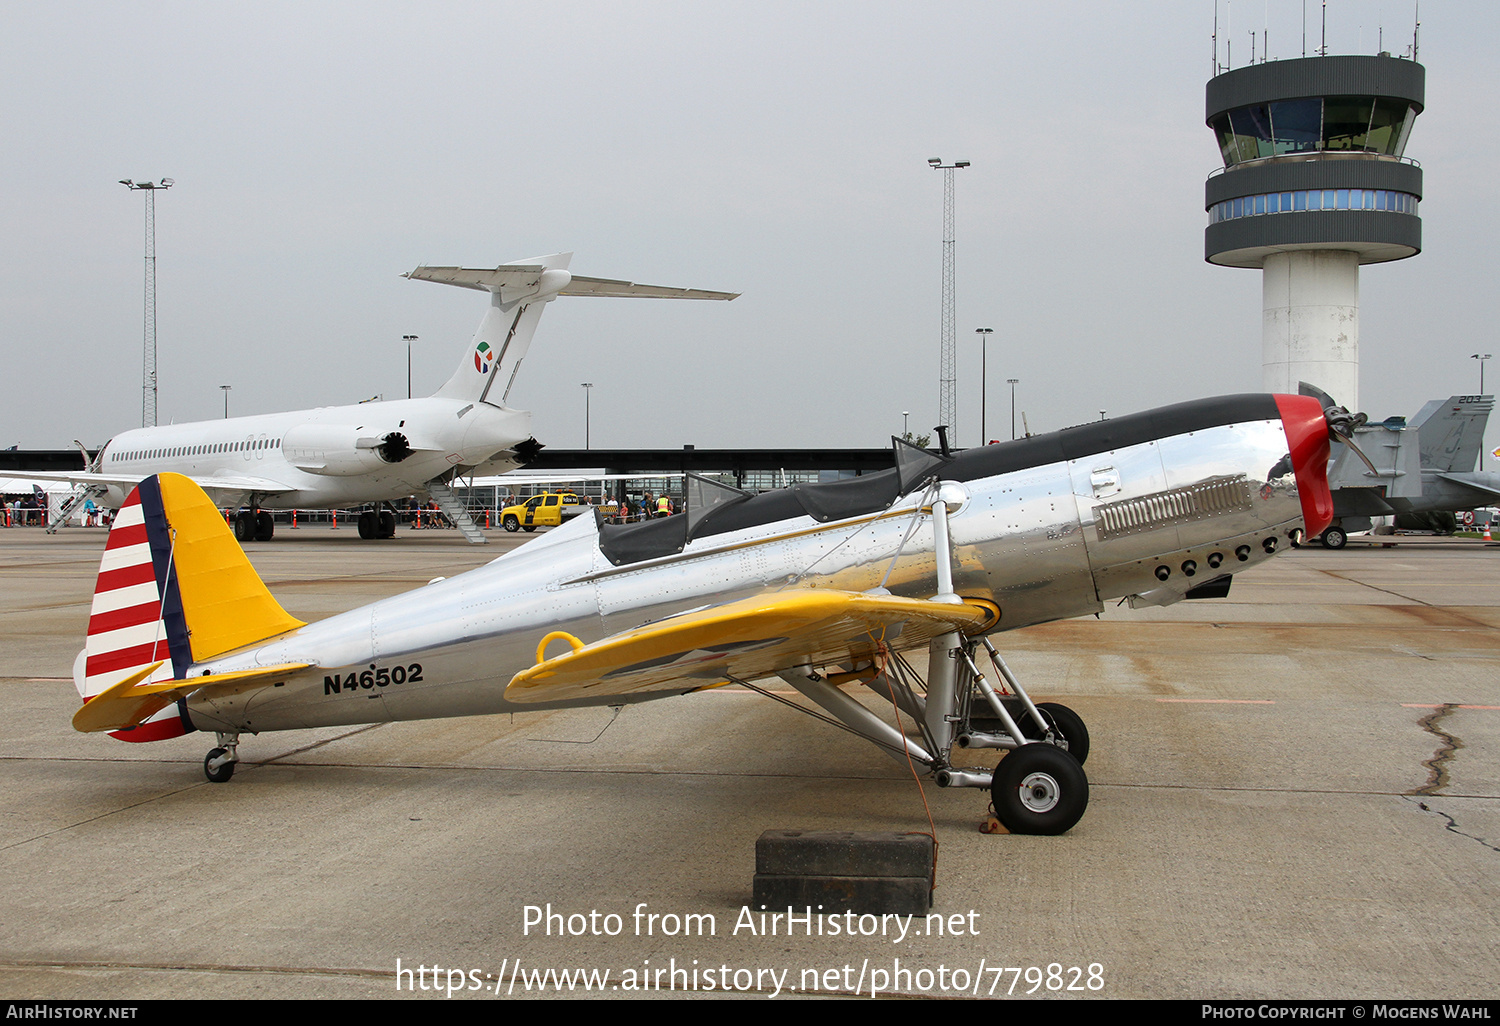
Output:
[1298, 382, 1379, 476]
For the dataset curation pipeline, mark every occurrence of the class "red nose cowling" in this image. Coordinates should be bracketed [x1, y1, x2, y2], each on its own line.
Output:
[1273, 394, 1334, 539]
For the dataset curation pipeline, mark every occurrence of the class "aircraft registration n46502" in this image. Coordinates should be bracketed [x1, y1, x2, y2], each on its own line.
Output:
[71, 392, 1339, 834]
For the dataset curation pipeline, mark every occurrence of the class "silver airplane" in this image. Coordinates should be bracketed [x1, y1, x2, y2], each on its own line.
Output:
[70, 393, 1340, 835]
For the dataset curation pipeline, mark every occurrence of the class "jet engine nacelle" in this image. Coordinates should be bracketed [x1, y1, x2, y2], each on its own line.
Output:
[282, 424, 414, 477]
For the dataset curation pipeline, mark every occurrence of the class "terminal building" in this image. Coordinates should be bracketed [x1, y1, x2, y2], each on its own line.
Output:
[1204, 54, 1425, 412]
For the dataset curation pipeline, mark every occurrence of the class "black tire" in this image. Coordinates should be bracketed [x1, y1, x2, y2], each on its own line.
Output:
[234, 511, 255, 542]
[1321, 527, 1347, 550]
[974, 700, 1089, 766]
[379, 510, 396, 538]
[358, 511, 375, 539]
[522, 525, 536, 533]
[255, 511, 274, 542]
[1031, 702, 1089, 766]
[503, 514, 519, 533]
[204, 748, 235, 783]
[991, 744, 1088, 835]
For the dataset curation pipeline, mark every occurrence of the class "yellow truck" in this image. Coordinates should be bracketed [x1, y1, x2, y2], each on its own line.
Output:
[499, 492, 582, 532]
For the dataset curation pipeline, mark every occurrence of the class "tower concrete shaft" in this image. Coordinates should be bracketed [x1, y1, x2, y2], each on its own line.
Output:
[1262, 250, 1359, 410]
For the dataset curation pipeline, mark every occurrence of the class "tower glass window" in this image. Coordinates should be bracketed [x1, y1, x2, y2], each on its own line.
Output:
[1268, 99, 1322, 155]
[1213, 96, 1416, 166]
[1323, 96, 1374, 151]
[1366, 98, 1414, 154]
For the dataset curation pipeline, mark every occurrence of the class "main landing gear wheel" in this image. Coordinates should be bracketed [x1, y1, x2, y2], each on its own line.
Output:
[1025, 702, 1090, 767]
[255, 510, 274, 541]
[234, 511, 256, 542]
[358, 511, 376, 539]
[990, 744, 1088, 836]
[379, 510, 396, 538]
[204, 747, 235, 783]
[503, 514, 519, 533]
[1320, 526, 1347, 550]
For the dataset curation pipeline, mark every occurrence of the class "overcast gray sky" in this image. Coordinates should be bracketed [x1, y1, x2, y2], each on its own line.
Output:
[4, 1, 1496, 458]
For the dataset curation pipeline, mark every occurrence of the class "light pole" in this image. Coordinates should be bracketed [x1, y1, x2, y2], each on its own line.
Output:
[1473, 353, 1492, 395]
[581, 382, 594, 449]
[1007, 378, 1019, 440]
[120, 178, 173, 427]
[220, 384, 231, 419]
[404, 335, 419, 398]
[902, 411, 910, 439]
[975, 327, 993, 444]
[929, 157, 969, 446]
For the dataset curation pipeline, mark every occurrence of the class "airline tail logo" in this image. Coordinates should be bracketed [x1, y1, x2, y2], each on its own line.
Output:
[474, 341, 495, 374]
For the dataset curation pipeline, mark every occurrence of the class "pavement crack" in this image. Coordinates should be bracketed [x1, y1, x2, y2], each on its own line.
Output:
[1408, 703, 1461, 796]
[1401, 796, 1500, 854]
[1402, 705, 1497, 854]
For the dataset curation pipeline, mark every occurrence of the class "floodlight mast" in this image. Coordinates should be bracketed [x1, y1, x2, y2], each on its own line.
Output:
[929, 158, 969, 446]
[120, 178, 173, 427]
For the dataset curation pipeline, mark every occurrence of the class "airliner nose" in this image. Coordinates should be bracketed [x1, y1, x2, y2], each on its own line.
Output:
[1273, 394, 1334, 538]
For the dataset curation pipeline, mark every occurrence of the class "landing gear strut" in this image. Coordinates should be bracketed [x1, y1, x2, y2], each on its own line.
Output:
[754, 481, 1091, 834]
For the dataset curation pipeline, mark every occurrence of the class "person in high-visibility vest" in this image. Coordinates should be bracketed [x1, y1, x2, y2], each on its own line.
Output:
[656, 494, 671, 518]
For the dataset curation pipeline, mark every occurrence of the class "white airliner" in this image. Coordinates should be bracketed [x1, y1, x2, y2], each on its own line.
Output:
[38, 254, 736, 543]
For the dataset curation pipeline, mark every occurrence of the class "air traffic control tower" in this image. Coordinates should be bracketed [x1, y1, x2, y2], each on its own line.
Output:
[1204, 55, 1425, 412]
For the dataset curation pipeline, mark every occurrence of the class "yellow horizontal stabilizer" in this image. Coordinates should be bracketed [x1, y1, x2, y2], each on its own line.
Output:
[73, 662, 311, 734]
[505, 589, 997, 705]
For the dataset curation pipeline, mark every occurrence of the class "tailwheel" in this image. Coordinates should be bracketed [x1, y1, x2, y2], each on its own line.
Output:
[204, 747, 235, 783]
[990, 744, 1088, 835]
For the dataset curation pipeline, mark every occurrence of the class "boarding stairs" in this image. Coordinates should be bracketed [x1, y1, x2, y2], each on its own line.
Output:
[47, 485, 107, 534]
[426, 480, 488, 544]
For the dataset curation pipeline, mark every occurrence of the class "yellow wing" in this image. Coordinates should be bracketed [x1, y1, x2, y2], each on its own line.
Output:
[73, 661, 311, 734]
[505, 589, 998, 704]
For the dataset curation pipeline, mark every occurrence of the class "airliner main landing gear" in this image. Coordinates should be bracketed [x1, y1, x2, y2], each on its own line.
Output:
[357, 506, 397, 539]
[233, 508, 275, 542]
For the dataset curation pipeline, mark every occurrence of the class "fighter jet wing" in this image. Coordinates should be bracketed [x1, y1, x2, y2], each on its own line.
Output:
[504, 589, 998, 704]
[1435, 472, 1500, 500]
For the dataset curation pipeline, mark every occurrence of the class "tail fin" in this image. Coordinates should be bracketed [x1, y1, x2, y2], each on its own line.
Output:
[75, 473, 305, 742]
[407, 254, 738, 407]
[416, 253, 575, 406]
[1412, 395, 1494, 472]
